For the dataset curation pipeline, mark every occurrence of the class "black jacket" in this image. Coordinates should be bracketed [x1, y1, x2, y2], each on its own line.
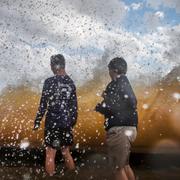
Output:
[34, 75, 78, 130]
[96, 75, 138, 130]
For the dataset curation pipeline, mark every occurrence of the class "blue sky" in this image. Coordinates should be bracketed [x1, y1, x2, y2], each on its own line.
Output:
[122, 0, 180, 32]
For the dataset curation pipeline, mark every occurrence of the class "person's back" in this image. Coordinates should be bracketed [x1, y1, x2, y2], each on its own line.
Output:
[40, 75, 77, 130]
[33, 54, 78, 176]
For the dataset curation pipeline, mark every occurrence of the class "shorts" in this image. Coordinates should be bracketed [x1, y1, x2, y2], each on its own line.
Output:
[106, 126, 137, 169]
[44, 128, 73, 149]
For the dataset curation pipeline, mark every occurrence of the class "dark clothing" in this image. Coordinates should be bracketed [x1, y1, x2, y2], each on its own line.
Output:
[34, 75, 78, 130]
[44, 128, 73, 149]
[96, 75, 138, 130]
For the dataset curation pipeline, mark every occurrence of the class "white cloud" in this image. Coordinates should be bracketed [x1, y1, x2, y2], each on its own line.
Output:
[143, 11, 165, 30]
[155, 11, 164, 18]
[0, 0, 180, 92]
[124, 5, 130, 12]
[146, 0, 162, 9]
[146, 0, 180, 13]
[63, 0, 128, 26]
[131, 3, 143, 10]
[0, 0, 128, 91]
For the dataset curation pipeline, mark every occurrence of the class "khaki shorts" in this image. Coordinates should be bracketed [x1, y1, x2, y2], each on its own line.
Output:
[106, 126, 137, 169]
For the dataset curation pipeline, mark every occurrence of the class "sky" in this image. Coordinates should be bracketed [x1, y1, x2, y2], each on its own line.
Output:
[123, 0, 180, 30]
[0, 0, 180, 92]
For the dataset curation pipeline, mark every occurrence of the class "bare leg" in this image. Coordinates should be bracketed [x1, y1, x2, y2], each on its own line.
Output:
[45, 147, 57, 176]
[124, 165, 136, 180]
[115, 168, 128, 180]
[61, 146, 75, 170]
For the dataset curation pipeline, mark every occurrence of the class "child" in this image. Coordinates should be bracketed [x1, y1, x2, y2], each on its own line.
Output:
[95, 57, 138, 180]
[33, 54, 78, 176]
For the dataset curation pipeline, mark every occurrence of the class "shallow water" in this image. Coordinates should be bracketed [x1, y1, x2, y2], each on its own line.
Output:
[1, 152, 180, 180]
[1, 165, 180, 180]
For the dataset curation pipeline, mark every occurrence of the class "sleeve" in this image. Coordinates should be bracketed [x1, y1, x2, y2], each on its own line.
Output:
[103, 83, 119, 114]
[69, 84, 78, 127]
[34, 80, 49, 125]
[95, 101, 112, 116]
[95, 83, 113, 116]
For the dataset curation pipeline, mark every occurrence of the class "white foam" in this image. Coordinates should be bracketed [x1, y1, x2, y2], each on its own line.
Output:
[20, 139, 30, 149]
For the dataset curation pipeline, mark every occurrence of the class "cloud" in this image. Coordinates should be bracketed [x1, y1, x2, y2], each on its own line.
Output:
[155, 11, 164, 19]
[91, 24, 180, 84]
[143, 11, 165, 31]
[162, 25, 180, 64]
[131, 3, 143, 10]
[141, 25, 180, 67]
[146, 0, 180, 13]
[0, 0, 128, 90]
[0, 0, 179, 92]
[63, 0, 128, 26]
[146, 0, 162, 9]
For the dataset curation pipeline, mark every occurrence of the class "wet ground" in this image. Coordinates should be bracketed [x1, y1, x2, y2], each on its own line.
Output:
[1, 165, 180, 180]
[1, 148, 180, 180]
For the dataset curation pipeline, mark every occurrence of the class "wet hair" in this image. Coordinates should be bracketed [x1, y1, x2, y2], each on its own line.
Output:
[108, 57, 127, 74]
[50, 54, 65, 69]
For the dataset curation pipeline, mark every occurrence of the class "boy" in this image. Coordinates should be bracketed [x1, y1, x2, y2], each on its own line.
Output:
[95, 57, 138, 180]
[33, 54, 78, 176]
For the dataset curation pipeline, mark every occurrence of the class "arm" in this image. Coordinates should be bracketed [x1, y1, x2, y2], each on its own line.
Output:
[95, 83, 113, 116]
[95, 101, 112, 116]
[96, 78, 137, 116]
[34, 80, 49, 129]
[69, 85, 78, 127]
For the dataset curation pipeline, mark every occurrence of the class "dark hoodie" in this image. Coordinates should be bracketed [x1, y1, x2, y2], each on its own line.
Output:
[96, 75, 138, 131]
[34, 75, 78, 130]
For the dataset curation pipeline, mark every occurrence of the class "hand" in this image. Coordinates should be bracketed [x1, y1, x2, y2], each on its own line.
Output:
[102, 91, 107, 98]
[33, 123, 40, 131]
[95, 103, 101, 112]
